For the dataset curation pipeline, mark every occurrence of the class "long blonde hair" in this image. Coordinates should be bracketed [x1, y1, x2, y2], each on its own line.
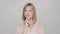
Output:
[22, 3, 37, 23]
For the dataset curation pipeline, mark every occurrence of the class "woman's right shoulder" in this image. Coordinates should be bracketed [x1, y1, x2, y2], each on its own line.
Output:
[15, 23, 24, 34]
[16, 23, 24, 29]
[16, 23, 24, 31]
[16, 23, 24, 32]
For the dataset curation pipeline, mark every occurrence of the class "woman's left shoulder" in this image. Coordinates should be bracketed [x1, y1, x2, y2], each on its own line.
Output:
[38, 24, 45, 34]
[37, 23, 44, 29]
[38, 23, 45, 32]
[40, 25, 44, 30]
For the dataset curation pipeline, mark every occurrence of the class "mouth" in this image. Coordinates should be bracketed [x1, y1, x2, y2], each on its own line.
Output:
[26, 15, 30, 17]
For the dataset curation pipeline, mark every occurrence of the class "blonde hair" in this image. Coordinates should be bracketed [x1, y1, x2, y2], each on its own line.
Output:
[22, 3, 37, 22]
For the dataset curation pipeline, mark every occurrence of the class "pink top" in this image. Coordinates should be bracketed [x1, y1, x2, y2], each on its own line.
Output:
[15, 21, 45, 34]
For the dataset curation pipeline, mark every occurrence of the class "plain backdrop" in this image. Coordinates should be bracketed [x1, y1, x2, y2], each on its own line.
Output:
[0, 0, 60, 34]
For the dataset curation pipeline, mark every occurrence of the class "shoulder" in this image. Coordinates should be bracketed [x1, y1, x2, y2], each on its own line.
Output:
[36, 20, 45, 29]
[16, 23, 24, 32]
[38, 24, 45, 34]
[36, 21, 45, 34]
[40, 25, 44, 30]
[37, 22, 44, 29]
[36, 23, 44, 30]
[16, 23, 24, 29]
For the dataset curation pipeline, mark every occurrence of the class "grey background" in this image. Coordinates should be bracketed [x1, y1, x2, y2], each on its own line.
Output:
[0, 0, 60, 34]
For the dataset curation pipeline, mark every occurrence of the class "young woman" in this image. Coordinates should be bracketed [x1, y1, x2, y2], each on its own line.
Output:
[16, 3, 45, 34]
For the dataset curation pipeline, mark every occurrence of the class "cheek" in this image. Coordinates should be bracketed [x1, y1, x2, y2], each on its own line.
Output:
[29, 12, 33, 16]
[24, 12, 27, 17]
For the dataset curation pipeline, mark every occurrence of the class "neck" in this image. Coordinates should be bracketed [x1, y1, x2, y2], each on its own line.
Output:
[26, 18, 35, 29]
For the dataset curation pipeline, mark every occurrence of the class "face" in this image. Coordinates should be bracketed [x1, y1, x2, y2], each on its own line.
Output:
[24, 6, 33, 19]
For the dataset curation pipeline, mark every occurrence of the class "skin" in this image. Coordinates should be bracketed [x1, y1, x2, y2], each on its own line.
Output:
[22, 6, 35, 34]
[23, 6, 45, 34]
[17, 5, 45, 34]
[24, 6, 33, 20]
[24, 6, 34, 29]
[16, 5, 45, 34]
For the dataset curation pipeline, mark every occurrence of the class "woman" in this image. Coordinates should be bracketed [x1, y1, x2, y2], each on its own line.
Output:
[16, 3, 45, 34]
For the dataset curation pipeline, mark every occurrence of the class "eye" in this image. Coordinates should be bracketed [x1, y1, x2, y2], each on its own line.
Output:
[25, 10, 27, 12]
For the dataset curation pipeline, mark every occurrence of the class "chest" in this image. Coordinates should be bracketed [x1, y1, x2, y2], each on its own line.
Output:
[27, 27, 40, 34]
[19, 23, 41, 34]
[28, 30, 39, 34]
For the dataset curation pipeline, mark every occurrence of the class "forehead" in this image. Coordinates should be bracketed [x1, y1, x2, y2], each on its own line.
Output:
[25, 6, 33, 10]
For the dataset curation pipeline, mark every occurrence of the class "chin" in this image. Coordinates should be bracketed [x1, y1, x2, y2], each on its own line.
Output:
[26, 16, 32, 19]
[27, 17, 31, 19]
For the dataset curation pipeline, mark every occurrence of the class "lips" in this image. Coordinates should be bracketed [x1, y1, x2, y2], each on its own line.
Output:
[26, 15, 30, 17]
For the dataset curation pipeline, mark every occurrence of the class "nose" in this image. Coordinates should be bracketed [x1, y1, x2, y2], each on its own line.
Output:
[27, 11, 29, 14]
